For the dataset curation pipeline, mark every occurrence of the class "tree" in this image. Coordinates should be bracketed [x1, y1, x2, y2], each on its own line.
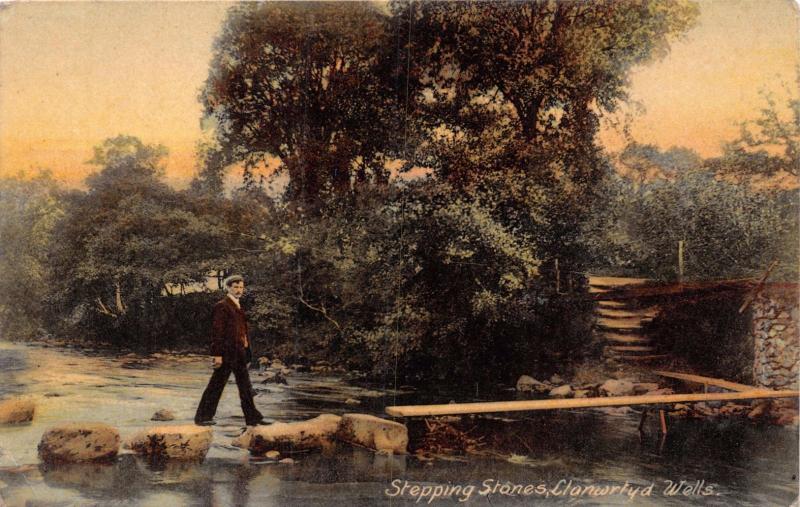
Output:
[391, 0, 699, 190]
[47, 136, 233, 346]
[0, 172, 63, 338]
[711, 85, 800, 179]
[189, 139, 227, 199]
[201, 2, 403, 203]
[617, 142, 702, 184]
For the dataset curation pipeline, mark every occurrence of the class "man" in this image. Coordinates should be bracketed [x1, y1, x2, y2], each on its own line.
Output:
[194, 275, 265, 426]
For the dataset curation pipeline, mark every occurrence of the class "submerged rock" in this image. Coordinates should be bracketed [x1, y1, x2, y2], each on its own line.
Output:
[125, 425, 212, 460]
[150, 409, 175, 421]
[335, 414, 408, 454]
[38, 423, 120, 463]
[0, 398, 35, 424]
[233, 414, 341, 454]
[773, 408, 800, 426]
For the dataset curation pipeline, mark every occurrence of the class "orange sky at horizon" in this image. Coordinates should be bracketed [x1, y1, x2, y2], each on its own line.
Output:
[1, 0, 798, 189]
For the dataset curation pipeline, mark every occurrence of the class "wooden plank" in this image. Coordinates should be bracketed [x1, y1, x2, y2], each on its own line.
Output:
[653, 370, 755, 392]
[385, 390, 800, 417]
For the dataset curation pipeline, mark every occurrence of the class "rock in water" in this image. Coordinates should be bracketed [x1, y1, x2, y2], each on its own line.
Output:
[633, 383, 660, 394]
[260, 371, 288, 385]
[549, 385, 573, 398]
[599, 379, 636, 397]
[150, 409, 175, 421]
[233, 414, 341, 454]
[335, 414, 408, 454]
[125, 425, 212, 460]
[0, 398, 35, 424]
[516, 375, 547, 393]
[38, 423, 120, 463]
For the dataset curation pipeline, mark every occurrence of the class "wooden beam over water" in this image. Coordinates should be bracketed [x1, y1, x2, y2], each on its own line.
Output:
[653, 370, 755, 392]
[385, 390, 799, 417]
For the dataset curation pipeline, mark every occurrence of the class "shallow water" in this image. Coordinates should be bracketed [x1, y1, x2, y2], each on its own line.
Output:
[0, 340, 797, 506]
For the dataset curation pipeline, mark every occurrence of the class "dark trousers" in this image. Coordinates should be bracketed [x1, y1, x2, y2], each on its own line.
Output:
[194, 361, 263, 425]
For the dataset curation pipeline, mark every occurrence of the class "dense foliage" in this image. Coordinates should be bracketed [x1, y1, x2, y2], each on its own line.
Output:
[582, 153, 799, 281]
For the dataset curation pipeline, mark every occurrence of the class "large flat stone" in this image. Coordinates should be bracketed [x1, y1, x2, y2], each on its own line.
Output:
[233, 414, 341, 454]
[599, 379, 635, 396]
[335, 414, 408, 454]
[125, 425, 213, 460]
[0, 398, 35, 424]
[38, 423, 120, 463]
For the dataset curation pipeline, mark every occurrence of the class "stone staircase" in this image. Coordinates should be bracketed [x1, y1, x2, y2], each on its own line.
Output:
[589, 276, 669, 362]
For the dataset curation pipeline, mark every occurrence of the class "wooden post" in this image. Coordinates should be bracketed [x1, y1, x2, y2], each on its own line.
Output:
[659, 409, 668, 435]
[638, 409, 648, 433]
[677, 240, 685, 281]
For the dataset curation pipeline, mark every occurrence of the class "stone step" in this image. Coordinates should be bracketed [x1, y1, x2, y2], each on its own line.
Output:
[588, 276, 650, 288]
[618, 354, 671, 362]
[597, 308, 658, 319]
[597, 317, 645, 330]
[604, 332, 651, 344]
[607, 345, 656, 353]
[597, 300, 631, 309]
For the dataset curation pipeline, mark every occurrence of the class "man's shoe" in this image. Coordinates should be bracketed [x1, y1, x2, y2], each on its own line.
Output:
[195, 420, 217, 426]
[246, 419, 269, 426]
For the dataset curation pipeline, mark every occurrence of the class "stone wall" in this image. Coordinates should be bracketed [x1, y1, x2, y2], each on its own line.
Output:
[751, 285, 799, 390]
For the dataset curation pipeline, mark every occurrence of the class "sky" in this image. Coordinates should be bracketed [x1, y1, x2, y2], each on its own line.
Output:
[0, 0, 798, 189]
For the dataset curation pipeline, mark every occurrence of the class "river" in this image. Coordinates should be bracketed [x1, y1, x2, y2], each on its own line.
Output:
[0, 340, 797, 506]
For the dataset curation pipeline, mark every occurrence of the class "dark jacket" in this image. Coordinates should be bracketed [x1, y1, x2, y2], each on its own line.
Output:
[210, 296, 249, 365]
